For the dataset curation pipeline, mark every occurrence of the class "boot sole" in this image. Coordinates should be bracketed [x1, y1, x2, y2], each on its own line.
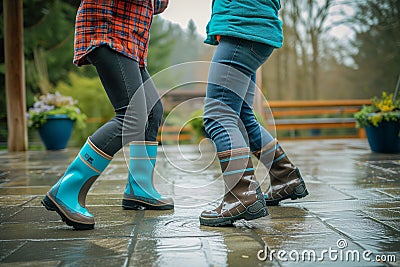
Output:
[265, 182, 309, 206]
[122, 198, 174, 210]
[199, 200, 269, 227]
[41, 195, 94, 230]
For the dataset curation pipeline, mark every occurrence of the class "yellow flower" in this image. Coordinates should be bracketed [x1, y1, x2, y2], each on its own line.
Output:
[368, 113, 382, 127]
[373, 92, 394, 112]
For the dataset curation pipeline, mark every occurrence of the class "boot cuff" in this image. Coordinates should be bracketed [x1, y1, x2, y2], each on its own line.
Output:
[88, 137, 113, 160]
[217, 147, 251, 159]
[130, 141, 158, 146]
[253, 139, 278, 157]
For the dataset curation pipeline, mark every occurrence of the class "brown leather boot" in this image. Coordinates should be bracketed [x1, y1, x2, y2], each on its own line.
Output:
[254, 139, 308, 206]
[199, 147, 268, 226]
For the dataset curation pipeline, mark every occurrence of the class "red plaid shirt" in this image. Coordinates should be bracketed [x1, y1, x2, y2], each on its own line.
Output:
[73, 0, 169, 67]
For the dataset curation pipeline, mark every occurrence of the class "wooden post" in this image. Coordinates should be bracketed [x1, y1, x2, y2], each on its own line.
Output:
[4, 0, 28, 151]
[254, 67, 264, 116]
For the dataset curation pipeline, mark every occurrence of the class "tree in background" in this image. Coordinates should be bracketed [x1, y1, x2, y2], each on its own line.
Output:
[348, 0, 400, 96]
[264, 0, 334, 100]
[262, 0, 400, 100]
[147, 16, 177, 75]
[154, 19, 214, 91]
[23, 0, 77, 96]
[168, 19, 213, 66]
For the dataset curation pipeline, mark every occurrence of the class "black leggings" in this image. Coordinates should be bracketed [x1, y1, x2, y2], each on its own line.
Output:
[87, 46, 163, 156]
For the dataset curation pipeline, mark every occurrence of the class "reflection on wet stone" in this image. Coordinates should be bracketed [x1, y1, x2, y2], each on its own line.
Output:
[0, 139, 399, 266]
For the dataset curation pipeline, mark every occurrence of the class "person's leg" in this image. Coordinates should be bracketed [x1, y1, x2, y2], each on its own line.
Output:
[122, 67, 174, 210]
[234, 41, 308, 206]
[240, 80, 308, 206]
[240, 74, 275, 153]
[42, 46, 148, 229]
[200, 36, 270, 226]
[203, 39, 253, 152]
[88, 46, 148, 155]
[141, 67, 163, 142]
[203, 37, 275, 152]
[253, 139, 309, 205]
[199, 147, 268, 226]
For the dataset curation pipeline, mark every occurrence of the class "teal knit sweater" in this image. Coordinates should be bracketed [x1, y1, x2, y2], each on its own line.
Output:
[205, 0, 283, 48]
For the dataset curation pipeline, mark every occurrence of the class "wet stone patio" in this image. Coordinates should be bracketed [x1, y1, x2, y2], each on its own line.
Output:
[0, 139, 399, 266]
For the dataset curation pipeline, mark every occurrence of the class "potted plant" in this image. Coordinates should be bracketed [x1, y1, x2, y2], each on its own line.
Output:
[27, 91, 87, 150]
[354, 91, 400, 153]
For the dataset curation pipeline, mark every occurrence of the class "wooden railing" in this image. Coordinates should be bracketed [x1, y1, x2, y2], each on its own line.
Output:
[86, 99, 371, 142]
[157, 125, 193, 142]
[263, 100, 371, 139]
[86, 117, 194, 143]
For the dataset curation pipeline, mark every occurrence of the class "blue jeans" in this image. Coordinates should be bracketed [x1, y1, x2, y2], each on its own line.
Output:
[203, 36, 275, 152]
[87, 46, 163, 156]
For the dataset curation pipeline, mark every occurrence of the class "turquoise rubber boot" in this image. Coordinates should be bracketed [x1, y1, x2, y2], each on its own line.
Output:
[41, 138, 112, 230]
[122, 141, 174, 210]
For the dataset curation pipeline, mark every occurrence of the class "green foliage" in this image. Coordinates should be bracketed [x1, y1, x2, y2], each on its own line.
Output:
[147, 16, 177, 75]
[54, 72, 113, 118]
[254, 112, 266, 128]
[187, 19, 198, 40]
[54, 72, 115, 144]
[189, 108, 205, 140]
[354, 92, 400, 127]
[349, 0, 400, 95]
[27, 91, 87, 129]
[24, 0, 77, 94]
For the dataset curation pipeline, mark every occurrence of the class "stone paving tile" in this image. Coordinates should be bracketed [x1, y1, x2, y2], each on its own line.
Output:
[316, 211, 400, 255]
[266, 206, 311, 219]
[0, 240, 26, 261]
[0, 140, 399, 266]
[138, 215, 215, 238]
[0, 260, 61, 267]
[1, 239, 129, 265]
[379, 188, 400, 198]
[131, 236, 223, 267]
[0, 195, 35, 206]
[131, 234, 279, 267]
[224, 234, 279, 267]
[2, 206, 137, 225]
[380, 220, 400, 233]
[252, 216, 333, 236]
[329, 187, 394, 200]
[0, 221, 136, 241]
[299, 199, 400, 214]
[0, 187, 49, 195]
[22, 194, 124, 207]
[0, 206, 24, 222]
[2, 206, 61, 224]
[362, 206, 400, 223]
[4, 176, 56, 187]
[284, 181, 352, 202]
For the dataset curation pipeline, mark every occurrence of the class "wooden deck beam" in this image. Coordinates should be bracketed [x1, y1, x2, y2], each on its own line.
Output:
[4, 0, 28, 151]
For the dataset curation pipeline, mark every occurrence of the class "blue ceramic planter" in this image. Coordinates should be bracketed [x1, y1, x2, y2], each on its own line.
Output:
[38, 114, 75, 150]
[365, 121, 400, 153]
